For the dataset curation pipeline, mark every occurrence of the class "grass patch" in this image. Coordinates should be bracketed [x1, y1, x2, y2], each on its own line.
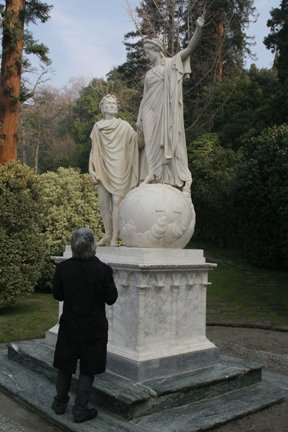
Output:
[0, 293, 58, 343]
[0, 243, 287, 344]
[191, 241, 288, 327]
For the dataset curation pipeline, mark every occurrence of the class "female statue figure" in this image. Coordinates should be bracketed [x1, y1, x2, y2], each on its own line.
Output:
[137, 15, 205, 192]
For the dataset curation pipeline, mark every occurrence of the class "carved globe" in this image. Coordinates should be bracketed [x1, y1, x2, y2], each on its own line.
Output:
[119, 184, 195, 248]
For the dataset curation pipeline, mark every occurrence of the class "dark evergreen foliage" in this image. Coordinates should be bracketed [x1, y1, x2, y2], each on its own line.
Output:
[0, 0, 52, 102]
[117, 0, 255, 132]
[0, 0, 52, 60]
[264, 0, 288, 83]
[188, 133, 238, 245]
[234, 124, 288, 269]
[209, 68, 279, 150]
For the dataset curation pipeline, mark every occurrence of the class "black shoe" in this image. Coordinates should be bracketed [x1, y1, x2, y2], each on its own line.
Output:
[51, 399, 67, 415]
[73, 407, 98, 423]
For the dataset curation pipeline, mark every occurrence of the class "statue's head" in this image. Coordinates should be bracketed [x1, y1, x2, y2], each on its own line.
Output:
[99, 94, 118, 116]
[143, 38, 165, 57]
[71, 228, 96, 260]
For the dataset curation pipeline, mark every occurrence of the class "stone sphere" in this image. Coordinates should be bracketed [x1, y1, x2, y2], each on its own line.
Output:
[119, 184, 196, 248]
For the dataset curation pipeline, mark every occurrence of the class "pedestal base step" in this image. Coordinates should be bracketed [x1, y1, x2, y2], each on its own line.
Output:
[134, 382, 287, 432]
[0, 338, 286, 431]
[0, 346, 138, 432]
[6, 339, 262, 418]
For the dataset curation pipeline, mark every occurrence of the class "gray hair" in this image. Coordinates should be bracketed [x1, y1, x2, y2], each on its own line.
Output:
[71, 228, 96, 260]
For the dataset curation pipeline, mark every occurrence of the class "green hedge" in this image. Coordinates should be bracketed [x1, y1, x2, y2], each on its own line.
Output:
[188, 133, 238, 245]
[37, 167, 102, 291]
[0, 162, 45, 308]
[0, 163, 102, 306]
[235, 124, 288, 268]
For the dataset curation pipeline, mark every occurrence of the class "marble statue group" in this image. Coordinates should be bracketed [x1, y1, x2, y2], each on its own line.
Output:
[89, 15, 205, 248]
[48, 13, 223, 399]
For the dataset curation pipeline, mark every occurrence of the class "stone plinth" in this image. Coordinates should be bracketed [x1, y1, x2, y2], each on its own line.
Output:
[46, 246, 218, 381]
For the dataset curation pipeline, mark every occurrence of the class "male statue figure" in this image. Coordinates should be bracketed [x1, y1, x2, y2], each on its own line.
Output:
[89, 94, 139, 246]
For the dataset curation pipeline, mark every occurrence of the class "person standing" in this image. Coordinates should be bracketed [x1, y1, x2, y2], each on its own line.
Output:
[89, 94, 139, 246]
[51, 228, 118, 423]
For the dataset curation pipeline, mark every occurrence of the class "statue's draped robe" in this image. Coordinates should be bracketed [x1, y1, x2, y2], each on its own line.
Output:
[138, 52, 192, 187]
[90, 118, 139, 197]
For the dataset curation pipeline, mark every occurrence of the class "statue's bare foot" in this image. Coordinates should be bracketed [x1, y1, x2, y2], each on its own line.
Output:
[182, 181, 192, 198]
[110, 237, 119, 247]
[183, 180, 192, 191]
[97, 235, 111, 246]
[182, 181, 192, 195]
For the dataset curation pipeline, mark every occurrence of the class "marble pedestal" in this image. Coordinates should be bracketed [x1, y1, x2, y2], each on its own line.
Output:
[46, 247, 218, 382]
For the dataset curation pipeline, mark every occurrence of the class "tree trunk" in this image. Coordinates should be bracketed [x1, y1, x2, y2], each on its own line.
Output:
[167, 0, 176, 57]
[33, 139, 39, 173]
[215, 8, 225, 82]
[0, 0, 25, 163]
[19, 106, 27, 164]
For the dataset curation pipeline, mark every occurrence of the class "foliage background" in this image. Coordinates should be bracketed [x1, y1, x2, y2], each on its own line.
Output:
[234, 124, 288, 269]
[37, 167, 102, 291]
[1, 0, 288, 309]
[0, 163, 102, 307]
[0, 162, 45, 308]
[15, 0, 288, 271]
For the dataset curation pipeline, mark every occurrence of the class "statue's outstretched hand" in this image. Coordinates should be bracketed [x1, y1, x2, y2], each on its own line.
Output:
[196, 15, 205, 28]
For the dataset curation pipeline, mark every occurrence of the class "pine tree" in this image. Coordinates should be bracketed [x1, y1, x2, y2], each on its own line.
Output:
[0, 0, 51, 163]
[264, 0, 288, 84]
[183, 0, 255, 137]
[119, 0, 190, 84]
[120, 0, 255, 133]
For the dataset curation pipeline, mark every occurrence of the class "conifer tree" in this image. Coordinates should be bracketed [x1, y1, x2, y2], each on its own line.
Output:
[0, 0, 51, 163]
[120, 0, 255, 132]
[264, 0, 288, 84]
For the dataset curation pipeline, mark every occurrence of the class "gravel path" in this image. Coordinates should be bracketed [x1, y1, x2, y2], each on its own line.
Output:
[0, 392, 59, 432]
[207, 325, 288, 432]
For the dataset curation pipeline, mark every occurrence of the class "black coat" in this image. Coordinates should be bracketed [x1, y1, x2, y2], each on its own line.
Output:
[53, 256, 118, 375]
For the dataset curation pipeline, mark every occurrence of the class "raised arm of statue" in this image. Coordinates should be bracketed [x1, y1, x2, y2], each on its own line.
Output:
[180, 15, 205, 62]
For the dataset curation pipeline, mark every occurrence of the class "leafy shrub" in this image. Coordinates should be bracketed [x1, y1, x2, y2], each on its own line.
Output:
[37, 167, 102, 290]
[0, 162, 45, 308]
[188, 133, 238, 245]
[235, 124, 288, 269]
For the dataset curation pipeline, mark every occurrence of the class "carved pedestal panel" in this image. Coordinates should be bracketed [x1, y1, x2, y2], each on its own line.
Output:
[46, 247, 218, 382]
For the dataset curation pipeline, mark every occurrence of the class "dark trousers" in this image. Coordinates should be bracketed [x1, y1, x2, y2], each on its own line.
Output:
[55, 370, 94, 410]
[55, 370, 72, 404]
[74, 374, 94, 409]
